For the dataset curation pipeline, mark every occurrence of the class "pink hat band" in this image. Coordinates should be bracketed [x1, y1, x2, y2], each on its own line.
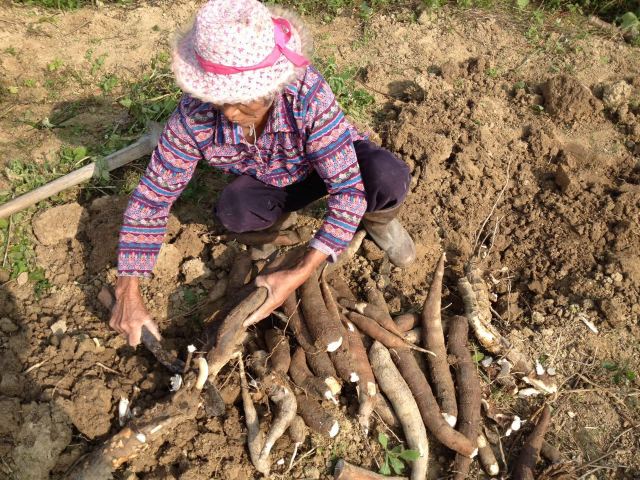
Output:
[195, 17, 309, 75]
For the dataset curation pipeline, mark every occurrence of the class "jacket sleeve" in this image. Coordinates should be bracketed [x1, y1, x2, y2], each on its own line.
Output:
[303, 77, 368, 261]
[117, 99, 202, 277]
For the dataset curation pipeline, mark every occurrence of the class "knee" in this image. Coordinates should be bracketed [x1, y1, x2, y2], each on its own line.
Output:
[358, 144, 410, 209]
[215, 179, 283, 233]
[215, 186, 253, 233]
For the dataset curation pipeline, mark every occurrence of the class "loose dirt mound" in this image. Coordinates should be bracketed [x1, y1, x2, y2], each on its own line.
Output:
[1, 2, 639, 479]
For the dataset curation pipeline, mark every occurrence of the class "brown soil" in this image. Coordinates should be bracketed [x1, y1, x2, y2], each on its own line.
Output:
[1, 2, 640, 480]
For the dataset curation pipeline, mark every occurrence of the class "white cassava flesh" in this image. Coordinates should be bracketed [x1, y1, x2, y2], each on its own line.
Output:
[477, 434, 500, 476]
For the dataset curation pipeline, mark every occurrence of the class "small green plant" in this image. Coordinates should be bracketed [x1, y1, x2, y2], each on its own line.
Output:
[85, 49, 107, 76]
[23, 79, 37, 88]
[100, 74, 118, 94]
[377, 432, 420, 476]
[119, 52, 181, 134]
[315, 56, 374, 121]
[4, 47, 17, 56]
[6, 145, 90, 196]
[486, 67, 500, 78]
[47, 58, 64, 72]
[602, 361, 637, 385]
[514, 80, 527, 90]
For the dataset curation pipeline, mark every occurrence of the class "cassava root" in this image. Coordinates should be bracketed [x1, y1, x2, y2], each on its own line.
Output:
[369, 341, 429, 479]
[448, 316, 482, 480]
[513, 405, 552, 480]
[422, 252, 458, 427]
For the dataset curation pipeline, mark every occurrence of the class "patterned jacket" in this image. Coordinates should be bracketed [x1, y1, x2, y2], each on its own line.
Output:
[117, 65, 367, 277]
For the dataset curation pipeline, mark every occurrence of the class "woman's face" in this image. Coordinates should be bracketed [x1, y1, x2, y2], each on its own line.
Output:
[220, 98, 273, 127]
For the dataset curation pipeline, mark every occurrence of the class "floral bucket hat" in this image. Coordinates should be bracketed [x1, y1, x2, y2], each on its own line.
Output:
[172, 0, 312, 105]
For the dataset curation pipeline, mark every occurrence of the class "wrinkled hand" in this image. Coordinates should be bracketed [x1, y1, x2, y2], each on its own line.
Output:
[243, 268, 307, 327]
[243, 248, 329, 327]
[109, 277, 161, 347]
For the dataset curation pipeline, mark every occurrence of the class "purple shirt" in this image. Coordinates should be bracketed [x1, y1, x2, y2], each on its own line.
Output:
[118, 66, 368, 277]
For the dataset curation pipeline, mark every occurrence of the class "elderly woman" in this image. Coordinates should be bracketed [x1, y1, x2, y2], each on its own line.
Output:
[110, 0, 415, 346]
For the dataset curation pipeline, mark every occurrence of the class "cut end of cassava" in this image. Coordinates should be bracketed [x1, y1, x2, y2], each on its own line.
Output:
[195, 357, 208, 390]
[443, 412, 457, 427]
[324, 376, 342, 396]
[366, 382, 377, 397]
[328, 421, 340, 438]
[349, 372, 359, 383]
[354, 302, 368, 315]
[326, 336, 343, 352]
[488, 464, 499, 476]
[346, 322, 355, 332]
[471, 448, 478, 459]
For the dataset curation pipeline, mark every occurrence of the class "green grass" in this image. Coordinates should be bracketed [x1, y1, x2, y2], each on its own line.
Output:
[315, 56, 374, 122]
[15, 0, 130, 9]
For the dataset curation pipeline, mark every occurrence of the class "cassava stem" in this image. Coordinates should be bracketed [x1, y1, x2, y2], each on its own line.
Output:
[513, 406, 552, 480]
[448, 316, 482, 480]
[392, 347, 476, 457]
[421, 252, 458, 427]
[369, 341, 429, 480]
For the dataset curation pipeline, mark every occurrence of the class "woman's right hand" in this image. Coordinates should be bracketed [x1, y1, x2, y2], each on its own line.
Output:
[109, 276, 161, 347]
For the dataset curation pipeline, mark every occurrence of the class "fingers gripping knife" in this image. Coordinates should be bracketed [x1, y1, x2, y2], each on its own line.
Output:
[97, 286, 226, 416]
[97, 286, 185, 373]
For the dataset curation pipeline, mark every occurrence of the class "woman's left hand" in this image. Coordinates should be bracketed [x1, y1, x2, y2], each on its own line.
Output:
[243, 248, 328, 327]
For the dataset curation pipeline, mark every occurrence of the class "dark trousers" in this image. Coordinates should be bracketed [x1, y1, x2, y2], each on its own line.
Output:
[215, 140, 410, 233]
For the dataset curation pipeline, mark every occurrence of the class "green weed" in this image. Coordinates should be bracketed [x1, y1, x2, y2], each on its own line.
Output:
[100, 74, 119, 94]
[119, 52, 181, 134]
[377, 432, 420, 476]
[602, 361, 637, 385]
[5, 146, 90, 196]
[315, 56, 374, 121]
[47, 58, 64, 72]
[16, 0, 130, 9]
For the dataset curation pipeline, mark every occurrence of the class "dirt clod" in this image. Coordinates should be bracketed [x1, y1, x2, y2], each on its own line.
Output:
[11, 402, 72, 479]
[542, 75, 601, 123]
[32, 202, 88, 246]
[65, 376, 113, 439]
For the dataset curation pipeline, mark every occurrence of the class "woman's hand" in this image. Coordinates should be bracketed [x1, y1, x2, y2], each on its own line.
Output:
[109, 276, 161, 346]
[243, 248, 328, 327]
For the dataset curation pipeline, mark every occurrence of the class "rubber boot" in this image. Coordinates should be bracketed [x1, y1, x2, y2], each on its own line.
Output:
[362, 205, 416, 268]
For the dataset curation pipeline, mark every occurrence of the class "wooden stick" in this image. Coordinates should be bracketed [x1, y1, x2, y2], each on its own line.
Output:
[0, 126, 160, 219]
